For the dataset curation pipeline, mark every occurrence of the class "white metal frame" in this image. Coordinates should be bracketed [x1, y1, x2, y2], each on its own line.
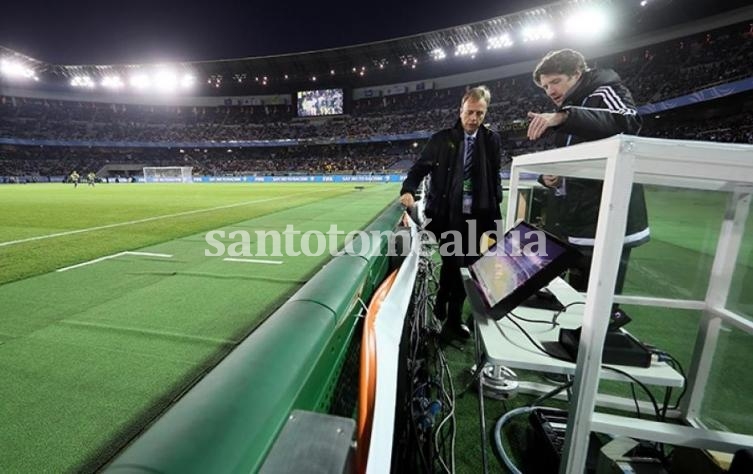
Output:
[506, 135, 753, 474]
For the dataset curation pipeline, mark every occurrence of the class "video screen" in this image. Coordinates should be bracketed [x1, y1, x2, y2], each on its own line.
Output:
[296, 88, 344, 117]
[470, 221, 571, 311]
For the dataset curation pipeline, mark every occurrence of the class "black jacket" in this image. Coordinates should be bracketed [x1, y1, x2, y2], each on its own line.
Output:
[542, 69, 650, 247]
[401, 120, 504, 235]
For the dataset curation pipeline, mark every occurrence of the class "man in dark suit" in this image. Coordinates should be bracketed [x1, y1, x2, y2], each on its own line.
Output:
[400, 86, 505, 338]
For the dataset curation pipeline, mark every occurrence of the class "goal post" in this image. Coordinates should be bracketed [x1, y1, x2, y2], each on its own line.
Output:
[142, 166, 194, 183]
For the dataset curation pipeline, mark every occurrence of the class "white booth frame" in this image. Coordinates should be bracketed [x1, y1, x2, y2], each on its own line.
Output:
[506, 135, 753, 474]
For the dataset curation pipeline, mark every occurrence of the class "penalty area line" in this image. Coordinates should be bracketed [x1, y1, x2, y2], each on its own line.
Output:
[56, 251, 174, 272]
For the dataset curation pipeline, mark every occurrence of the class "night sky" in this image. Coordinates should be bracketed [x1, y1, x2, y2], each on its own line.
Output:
[0, 0, 553, 64]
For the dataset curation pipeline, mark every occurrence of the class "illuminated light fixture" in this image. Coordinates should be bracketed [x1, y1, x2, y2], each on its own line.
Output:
[372, 58, 388, 70]
[181, 74, 196, 89]
[284, 74, 289, 79]
[101, 76, 124, 89]
[206, 74, 222, 89]
[0, 59, 38, 81]
[311, 75, 317, 81]
[487, 34, 513, 49]
[640, 0, 648, 6]
[454, 42, 478, 57]
[399, 55, 418, 67]
[130, 73, 151, 90]
[565, 8, 609, 36]
[522, 23, 555, 42]
[430, 48, 446, 61]
[153, 69, 179, 93]
[330, 69, 335, 75]
[70, 76, 95, 88]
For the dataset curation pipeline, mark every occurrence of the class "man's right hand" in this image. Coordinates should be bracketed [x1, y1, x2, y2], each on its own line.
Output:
[542, 175, 561, 188]
[399, 192, 415, 208]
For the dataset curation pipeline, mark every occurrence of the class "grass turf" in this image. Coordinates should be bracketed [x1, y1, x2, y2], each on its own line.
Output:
[0, 183, 372, 285]
[0, 182, 399, 472]
[1, 183, 751, 473]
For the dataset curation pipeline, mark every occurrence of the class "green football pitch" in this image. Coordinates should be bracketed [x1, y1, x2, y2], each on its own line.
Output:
[0, 182, 400, 472]
[0, 183, 751, 472]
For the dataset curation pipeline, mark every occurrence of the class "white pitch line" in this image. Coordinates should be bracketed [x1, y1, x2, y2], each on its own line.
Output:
[56, 252, 126, 272]
[0, 192, 328, 249]
[125, 251, 174, 258]
[223, 257, 284, 265]
[56, 251, 174, 272]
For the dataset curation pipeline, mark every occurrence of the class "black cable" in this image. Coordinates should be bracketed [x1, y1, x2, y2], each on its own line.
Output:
[647, 347, 688, 411]
[602, 365, 662, 421]
[505, 315, 572, 362]
[528, 379, 574, 406]
[506, 315, 664, 420]
[403, 237, 459, 473]
[551, 301, 585, 324]
[509, 310, 560, 326]
[665, 353, 687, 410]
[630, 383, 641, 418]
[660, 387, 673, 422]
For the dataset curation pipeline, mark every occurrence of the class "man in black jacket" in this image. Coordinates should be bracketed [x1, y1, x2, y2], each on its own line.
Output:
[400, 86, 504, 338]
[526, 48, 649, 294]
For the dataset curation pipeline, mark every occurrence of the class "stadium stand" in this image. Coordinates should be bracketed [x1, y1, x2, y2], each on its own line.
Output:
[1, 21, 753, 182]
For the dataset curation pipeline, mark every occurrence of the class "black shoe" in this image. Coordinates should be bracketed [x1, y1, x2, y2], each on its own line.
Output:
[465, 316, 475, 333]
[442, 321, 471, 340]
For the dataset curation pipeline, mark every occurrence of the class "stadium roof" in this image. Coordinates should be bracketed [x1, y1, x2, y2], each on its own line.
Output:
[1, 0, 751, 96]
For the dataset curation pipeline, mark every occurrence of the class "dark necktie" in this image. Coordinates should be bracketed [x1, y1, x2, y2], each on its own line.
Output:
[464, 135, 475, 180]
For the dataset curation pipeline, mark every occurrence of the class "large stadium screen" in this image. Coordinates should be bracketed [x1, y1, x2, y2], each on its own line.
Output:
[296, 88, 344, 117]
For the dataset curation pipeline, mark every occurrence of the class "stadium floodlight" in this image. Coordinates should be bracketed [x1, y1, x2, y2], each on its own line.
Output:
[154, 69, 178, 93]
[0, 58, 38, 81]
[181, 73, 195, 89]
[565, 8, 609, 37]
[101, 76, 124, 89]
[522, 23, 555, 42]
[454, 42, 478, 57]
[487, 34, 514, 50]
[400, 55, 418, 67]
[70, 76, 95, 88]
[130, 73, 151, 90]
[430, 48, 446, 61]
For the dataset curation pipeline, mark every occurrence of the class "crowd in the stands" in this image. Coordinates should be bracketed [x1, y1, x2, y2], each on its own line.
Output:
[1, 22, 752, 179]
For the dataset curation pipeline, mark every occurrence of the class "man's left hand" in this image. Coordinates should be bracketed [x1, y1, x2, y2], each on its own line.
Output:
[527, 111, 567, 140]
